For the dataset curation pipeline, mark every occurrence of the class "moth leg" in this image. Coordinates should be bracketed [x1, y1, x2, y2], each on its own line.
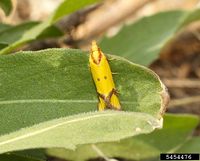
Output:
[97, 92, 105, 100]
[97, 92, 106, 111]
[97, 92, 113, 110]
[97, 91, 120, 110]
[107, 89, 121, 110]
[115, 89, 120, 94]
[107, 88, 117, 101]
[98, 97, 106, 111]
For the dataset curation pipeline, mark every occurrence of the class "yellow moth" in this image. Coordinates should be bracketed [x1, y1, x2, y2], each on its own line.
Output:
[89, 41, 121, 111]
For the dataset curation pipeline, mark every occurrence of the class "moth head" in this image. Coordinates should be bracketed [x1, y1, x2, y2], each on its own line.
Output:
[90, 41, 102, 65]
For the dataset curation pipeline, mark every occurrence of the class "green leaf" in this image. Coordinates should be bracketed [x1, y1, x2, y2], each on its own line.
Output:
[47, 114, 199, 161]
[100, 9, 200, 66]
[176, 137, 200, 153]
[52, 0, 100, 22]
[0, 24, 11, 33]
[37, 26, 63, 39]
[0, 48, 166, 153]
[0, 0, 12, 16]
[0, 22, 63, 46]
[0, 22, 38, 45]
[0, 0, 100, 55]
[0, 23, 18, 50]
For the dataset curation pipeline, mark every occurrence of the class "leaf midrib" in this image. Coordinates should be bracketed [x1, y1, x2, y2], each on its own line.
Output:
[0, 99, 97, 104]
[0, 112, 135, 146]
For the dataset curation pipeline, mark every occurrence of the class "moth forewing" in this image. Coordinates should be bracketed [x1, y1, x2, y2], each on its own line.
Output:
[89, 41, 121, 111]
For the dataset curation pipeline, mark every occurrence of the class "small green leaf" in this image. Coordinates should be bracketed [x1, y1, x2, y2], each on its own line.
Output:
[0, 0, 100, 55]
[47, 114, 199, 161]
[52, 0, 101, 22]
[100, 9, 200, 66]
[0, 48, 166, 153]
[0, 22, 63, 46]
[0, 0, 12, 16]
[0, 22, 38, 45]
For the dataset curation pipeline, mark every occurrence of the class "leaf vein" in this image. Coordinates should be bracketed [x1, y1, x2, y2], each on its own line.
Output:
[0, 112, 122, 146]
